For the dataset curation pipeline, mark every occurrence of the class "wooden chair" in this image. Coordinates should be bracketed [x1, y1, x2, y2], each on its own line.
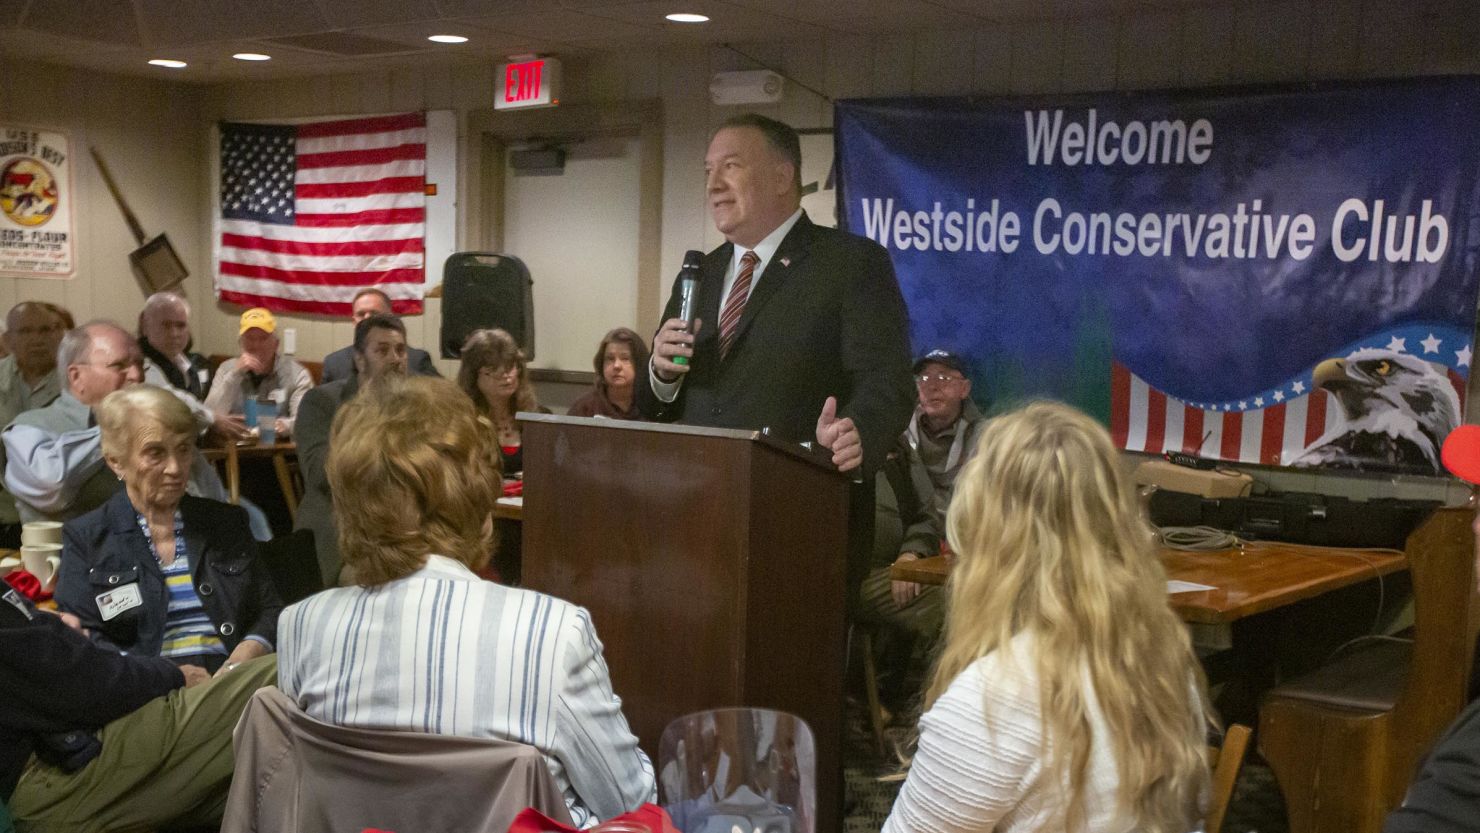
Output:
[1258, 506, 1479, 833]
[1206, 723, 1252, 833]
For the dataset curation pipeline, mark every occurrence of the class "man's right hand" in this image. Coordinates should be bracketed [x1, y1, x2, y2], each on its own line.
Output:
[179, 665, 210, 688]
[891, 552, 926, 608]
[238, 352, 268, 376]
[652, 317, 700, 383]
[212, 413, 252, 442]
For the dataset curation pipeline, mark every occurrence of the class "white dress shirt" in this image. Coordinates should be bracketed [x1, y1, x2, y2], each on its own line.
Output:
[651, 208, 805, 402]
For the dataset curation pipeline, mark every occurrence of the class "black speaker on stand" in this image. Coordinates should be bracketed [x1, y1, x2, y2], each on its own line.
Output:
[439, 252, 535, 359]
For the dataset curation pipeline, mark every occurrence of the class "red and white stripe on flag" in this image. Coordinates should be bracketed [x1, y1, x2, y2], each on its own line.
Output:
[216, 112, 427, 316]
[1110, 361, 1467, 466]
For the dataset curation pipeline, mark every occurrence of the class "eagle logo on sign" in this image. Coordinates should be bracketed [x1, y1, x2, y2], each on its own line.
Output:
[0, 157, 60, 227]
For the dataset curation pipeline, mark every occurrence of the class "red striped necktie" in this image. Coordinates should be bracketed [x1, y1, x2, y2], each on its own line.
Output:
[718, 250, 759, 359]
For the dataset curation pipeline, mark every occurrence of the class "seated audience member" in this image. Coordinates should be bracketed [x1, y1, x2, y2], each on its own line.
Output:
[137, 291, 244, 442]
[902, 349, 985, 520]
[0, 302, 66, 546]
[204, 308, 313, 438]
[295, 314, 408, 586]
[277, 375, 655, 827]
[3, 322, 229, 523]
[319, 287, 438, 384]
[457, 328, 546, 475]
[1381, 425, 1480, 833]
[882, 401, 1210, 833]
[0, 302, 66, 425]
[1, 586, 276, 832]
[54, 385, 280, 675]
[457, 328, 546, 585]
[567, 328, 648, 421]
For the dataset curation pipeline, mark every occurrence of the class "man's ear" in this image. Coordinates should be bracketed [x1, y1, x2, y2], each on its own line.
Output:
[960, 379, 972, 400]
[352, 351, 366, 375]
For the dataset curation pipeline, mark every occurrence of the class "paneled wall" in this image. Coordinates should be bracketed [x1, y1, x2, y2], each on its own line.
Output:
[0, 61, 203, 334]
[4, 1, 1477, 499]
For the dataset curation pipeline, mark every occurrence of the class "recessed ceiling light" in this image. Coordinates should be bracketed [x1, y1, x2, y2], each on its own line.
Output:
[232, 52, 271, 61]
[148, 59, 187, 68]
[428, 34, 469, 44]
[666, 13, 710, 23]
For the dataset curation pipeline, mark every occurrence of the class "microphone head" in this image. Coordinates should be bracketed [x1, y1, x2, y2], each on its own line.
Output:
[682, 249, 704, 269]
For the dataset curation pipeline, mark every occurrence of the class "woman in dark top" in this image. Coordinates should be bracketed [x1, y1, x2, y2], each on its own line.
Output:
[567, 328, 648, 421]
[457, 329, 545, 585]
[456, 328, 544, 475]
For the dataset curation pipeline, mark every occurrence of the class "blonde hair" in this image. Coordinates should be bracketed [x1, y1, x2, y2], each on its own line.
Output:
[96, 384, 196, 462]
[327, 375, 502, 586]
[933, 401, 1210, 833]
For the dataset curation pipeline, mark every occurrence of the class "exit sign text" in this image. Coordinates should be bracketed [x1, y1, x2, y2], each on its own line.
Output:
[496, 58, 561, 110]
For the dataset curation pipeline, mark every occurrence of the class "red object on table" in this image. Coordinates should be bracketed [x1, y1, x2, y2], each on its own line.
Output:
[502, 479, 524, 497]
[507, 804, 678, 833]
[3, 570, 50, 602]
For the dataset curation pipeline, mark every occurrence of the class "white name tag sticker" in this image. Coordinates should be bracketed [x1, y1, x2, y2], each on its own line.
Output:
[95, 584, 143, 621]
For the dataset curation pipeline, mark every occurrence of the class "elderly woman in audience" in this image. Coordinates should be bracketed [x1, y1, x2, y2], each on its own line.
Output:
[277, 375, 655, 827]
[882, 401, 1211, 833]
[567, 327, 648, 421]
[54, 385, 281, 675]
[457, 328, 546, 475]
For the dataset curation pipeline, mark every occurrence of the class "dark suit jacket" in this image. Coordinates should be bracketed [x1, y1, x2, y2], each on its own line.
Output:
[1384, 697, 1480, 833]
[637, 213, 914, 474]
[55, 491, 282, 657]
[293, 378, 357, 585]
[320, 345, 439, 385]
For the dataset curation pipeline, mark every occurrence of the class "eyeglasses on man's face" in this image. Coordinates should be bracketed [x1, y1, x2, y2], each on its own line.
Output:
[914, 372, 964, 386]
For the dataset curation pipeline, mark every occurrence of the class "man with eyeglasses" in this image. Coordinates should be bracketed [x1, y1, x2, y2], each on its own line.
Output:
[857, 350, 984, 702]
[0, 302, 68, 545]
[2, 322, 228, 523]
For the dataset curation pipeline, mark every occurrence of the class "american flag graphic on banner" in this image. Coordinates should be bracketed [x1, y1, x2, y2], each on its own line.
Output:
[215, 112, 426, 315]
[1112, 325, 1471, 473]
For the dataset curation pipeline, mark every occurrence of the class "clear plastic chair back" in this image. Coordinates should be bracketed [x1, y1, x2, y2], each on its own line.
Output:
[657, 708, 815, 833]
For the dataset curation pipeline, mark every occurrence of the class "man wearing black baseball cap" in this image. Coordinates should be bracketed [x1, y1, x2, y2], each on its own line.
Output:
[1382, 425, 1480, 833]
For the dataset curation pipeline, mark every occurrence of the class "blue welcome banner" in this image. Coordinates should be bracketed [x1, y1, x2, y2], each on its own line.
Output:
[836, 78, 1480, 475]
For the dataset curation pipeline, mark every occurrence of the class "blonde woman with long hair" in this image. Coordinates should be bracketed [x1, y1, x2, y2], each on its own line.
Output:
[882, 401, 1211, 833]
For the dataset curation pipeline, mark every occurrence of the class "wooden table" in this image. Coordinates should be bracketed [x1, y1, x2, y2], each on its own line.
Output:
[493, 496, 523, 521]
[891, 543, 1409, 624]
[204, 440, 300, 522]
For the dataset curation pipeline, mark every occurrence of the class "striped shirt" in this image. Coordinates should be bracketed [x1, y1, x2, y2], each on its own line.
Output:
[278, 555, 655, 828]
[138, 511, 227, 662]
[157, 554, 227, 659]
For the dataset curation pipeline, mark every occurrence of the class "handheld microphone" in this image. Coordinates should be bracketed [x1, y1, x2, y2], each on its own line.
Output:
[672, 249, 704, 366]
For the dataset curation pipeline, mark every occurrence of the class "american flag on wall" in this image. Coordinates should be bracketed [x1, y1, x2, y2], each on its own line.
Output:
[215, 112, 426, 315]
[1112, 327, 1471, 469]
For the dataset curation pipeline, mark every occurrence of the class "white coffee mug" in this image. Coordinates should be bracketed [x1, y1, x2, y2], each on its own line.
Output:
[20, 544, 62, 591]
[21, 521, 63, 547]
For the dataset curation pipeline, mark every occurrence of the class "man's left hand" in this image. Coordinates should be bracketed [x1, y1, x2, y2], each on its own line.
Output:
[216, 639, 270, 677]
[815, 396, 863, 473]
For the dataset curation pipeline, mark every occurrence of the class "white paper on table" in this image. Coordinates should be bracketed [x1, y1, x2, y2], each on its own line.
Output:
[496, 496, 523, 507]
[1167, 579, 1216, 594]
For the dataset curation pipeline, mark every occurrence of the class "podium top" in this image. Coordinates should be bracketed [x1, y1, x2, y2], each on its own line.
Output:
[517, 412, 847, 475]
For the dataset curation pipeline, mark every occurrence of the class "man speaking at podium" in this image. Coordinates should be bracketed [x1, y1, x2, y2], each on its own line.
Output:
[639, 113, 914, 594]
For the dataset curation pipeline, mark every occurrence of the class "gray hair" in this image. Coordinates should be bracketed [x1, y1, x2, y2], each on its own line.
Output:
[140, 291, 189, 327]
[96, 385, 195, 462]
[57, 320, 131, 376]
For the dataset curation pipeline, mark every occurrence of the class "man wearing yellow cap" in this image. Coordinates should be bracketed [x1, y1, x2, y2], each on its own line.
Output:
[204, 309, 314, 438]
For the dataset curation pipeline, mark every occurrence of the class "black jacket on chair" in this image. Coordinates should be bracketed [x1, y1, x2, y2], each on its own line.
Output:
[55, 491, 283, 657]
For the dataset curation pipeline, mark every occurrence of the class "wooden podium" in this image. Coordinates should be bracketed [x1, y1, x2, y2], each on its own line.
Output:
[520, 414, 852, 831]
